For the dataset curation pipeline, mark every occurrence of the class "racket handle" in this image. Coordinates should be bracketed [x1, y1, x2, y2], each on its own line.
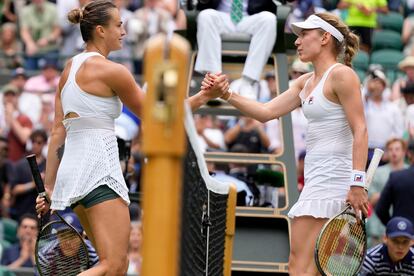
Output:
[366, 148, 384, 188]
[26, 154, 49, 203]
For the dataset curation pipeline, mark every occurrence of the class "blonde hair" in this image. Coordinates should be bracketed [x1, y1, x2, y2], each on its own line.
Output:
[315, 13, 359, 67]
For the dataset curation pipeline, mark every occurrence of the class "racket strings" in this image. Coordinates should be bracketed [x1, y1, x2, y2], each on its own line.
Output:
[36, 222, 89, 276]
[317, 213, 366, 275]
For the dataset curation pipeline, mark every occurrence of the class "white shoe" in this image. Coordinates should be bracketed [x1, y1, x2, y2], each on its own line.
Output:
[230, 78, 259, 100]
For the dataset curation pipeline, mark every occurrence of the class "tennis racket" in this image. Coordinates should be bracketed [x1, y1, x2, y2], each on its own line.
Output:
[26, 154, 90, 276]
[314, 148, 384, 276]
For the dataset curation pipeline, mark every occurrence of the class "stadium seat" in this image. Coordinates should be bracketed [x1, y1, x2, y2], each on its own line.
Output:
[377, 11, 404, 33]
[371, 30, 403, 51]
[370, 49, 405, 83]
[352, 51, 370, 71]
[2, 218, 18, 245]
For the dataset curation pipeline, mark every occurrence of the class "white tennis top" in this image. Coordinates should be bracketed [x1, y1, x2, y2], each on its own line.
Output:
[288, 63, 353, 219]
[51, 52, 130, 210]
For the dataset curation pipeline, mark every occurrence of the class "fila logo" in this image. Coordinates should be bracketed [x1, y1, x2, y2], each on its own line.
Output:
[353, 174, 364, 182]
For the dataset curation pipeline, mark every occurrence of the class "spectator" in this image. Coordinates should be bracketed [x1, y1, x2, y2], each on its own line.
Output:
[128, 0, 175, 74]
[21, 62, 59, 125]
[207, 161, 253, 206]
[194, 0, 277, 100]
[0, 136, 13, 217]
[224, 116, 270, 154]
[337, 0, 388, 52]
[1, 213, 37, 268]
[402, 15, 414, 56]
[1, 0, 18, 24]
[227, 143, 261, 206]
[127, 220, 143, 275]
[391, 56, 414, 104]
[194, 114, 226, 152]
[23, 62, 59, 94]
[401, 82, 414, 140]
[364, 69, 404, 165]
[0, 22, 23, 69]
[376, 140, 414, 226]
[57, 0, 91, 58]
[19, 0, 61, 70]
[367, 138, 408, 247]
[297, 150, 305, 192]
[0, 84, 33, 162]
[9, 67, 28, 94]
[38, 210, 99, 270]
[9, 129, 47, 221]
[360, 216, 414, 276]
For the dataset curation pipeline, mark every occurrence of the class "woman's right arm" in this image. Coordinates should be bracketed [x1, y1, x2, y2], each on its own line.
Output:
[220, 74, 307, 123]
[44, 67, 68, 195]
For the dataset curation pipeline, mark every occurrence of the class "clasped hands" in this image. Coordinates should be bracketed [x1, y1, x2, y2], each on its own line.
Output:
[200, 72, 230, 100]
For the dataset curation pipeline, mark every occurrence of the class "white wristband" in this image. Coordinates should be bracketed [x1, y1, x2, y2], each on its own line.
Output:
[350, 170, 367, 190]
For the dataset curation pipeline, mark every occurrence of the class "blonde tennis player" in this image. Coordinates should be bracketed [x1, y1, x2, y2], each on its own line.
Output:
[202, 13, 369, 275]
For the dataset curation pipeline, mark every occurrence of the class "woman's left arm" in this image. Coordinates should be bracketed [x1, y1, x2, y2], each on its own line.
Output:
[333, 66, 369, 216]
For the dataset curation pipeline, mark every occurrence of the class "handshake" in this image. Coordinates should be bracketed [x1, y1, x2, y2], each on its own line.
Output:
[199, 72, 233, 102]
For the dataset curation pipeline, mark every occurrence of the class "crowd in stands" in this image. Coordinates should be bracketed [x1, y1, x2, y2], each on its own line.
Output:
[0, 0, 414, 274]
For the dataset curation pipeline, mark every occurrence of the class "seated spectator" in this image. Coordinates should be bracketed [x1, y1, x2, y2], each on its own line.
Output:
[19, 0, 61, 70]
[224, 117, 270, 154]
[21, 62, 59, 125]
[127, 220, 143, 275]
[9, 67, 28, 94]
[360, 216, 414, 275]
[1, 213, 37, 268]
[1, 0, 18, 24]
[0, 22, 23, 69]
[0, 136, 13, 217]
[57, 0, 91, 58]
[194, 114, 226, 152]
[128, 0, 175, 74]
[401, 82, 414, 139]
[402, 15, 414, 56]
[194, 0, 277, 100]
[367, 138, 408, 247]
[9, 129, 47, 221]
[38, 210, 99, 270]
[23, 62, 59, 94]
[207, 161, 253, 206]
[364, 69, 404, 165]
[376, 140, 414, 226]
[337, 0, 388, 52]
[0, 84, 33, 162]
[391, 56, 414, 104]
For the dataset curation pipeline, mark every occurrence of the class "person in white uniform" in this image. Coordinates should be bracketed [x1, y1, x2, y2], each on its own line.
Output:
[194, 0, 277, 99]
[34, 1, 229, 274]
[200, 12, 369, 275]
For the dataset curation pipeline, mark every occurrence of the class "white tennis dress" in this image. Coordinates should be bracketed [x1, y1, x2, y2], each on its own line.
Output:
[51, 52, 130, 210]
[288, 63, 353, 219]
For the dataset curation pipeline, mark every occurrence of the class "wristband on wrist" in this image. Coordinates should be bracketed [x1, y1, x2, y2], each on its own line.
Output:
[350, 170, 367, 190]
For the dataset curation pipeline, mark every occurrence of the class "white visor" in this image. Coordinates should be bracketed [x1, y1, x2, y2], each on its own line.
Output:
[291, 15, 344, 43]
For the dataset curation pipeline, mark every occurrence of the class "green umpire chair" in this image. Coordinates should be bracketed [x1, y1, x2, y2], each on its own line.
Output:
[371, 30, 403, 52]
[370, 49, 405, 84]
[377, 11, 404, 33]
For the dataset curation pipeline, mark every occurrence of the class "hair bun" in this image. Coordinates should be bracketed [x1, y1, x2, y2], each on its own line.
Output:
[67, 8, 82, 24]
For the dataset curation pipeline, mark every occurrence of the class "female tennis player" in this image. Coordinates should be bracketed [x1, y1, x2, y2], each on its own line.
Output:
[203, 13, 369, 275]
[34, 1, 228, 275]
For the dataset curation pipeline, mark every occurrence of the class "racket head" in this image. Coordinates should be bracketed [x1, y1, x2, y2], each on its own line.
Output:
[315, 206, 367, 276]
[35, 216, 90, 276]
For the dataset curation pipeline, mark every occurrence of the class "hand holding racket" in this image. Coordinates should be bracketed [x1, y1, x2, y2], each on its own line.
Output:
[315, 148, 384, 276]
[26, 154, 90, 276]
